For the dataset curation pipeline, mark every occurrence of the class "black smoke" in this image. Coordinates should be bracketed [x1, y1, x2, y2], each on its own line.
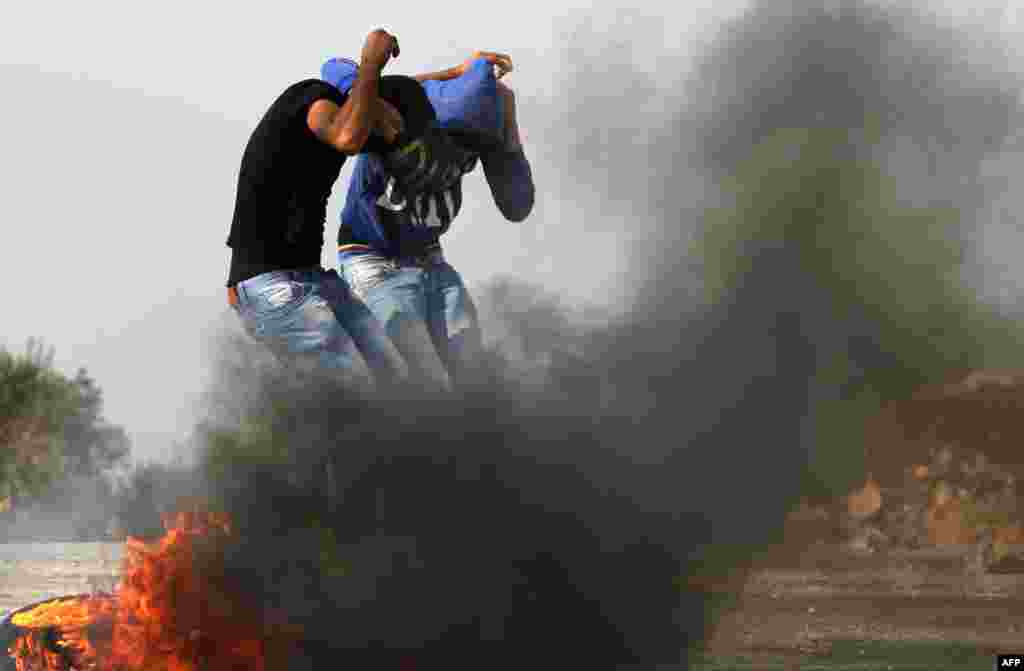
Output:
[189, 2, 1024, 669]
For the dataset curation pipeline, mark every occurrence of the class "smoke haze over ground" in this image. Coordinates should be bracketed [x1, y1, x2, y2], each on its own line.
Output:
[12, 1, 1024, 667]
[187, 2, 1024, 668]
[183, 5, 1024, 669]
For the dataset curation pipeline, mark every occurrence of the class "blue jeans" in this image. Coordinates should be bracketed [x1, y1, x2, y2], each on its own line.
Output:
[338, 248, 482, 391]
[231, 267, 407, 388]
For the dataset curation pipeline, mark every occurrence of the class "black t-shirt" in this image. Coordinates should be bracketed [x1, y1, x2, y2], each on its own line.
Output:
[226, 80, 349, 286]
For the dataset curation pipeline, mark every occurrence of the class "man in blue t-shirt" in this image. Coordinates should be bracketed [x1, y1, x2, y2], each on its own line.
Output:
[322, 52, 535, 390]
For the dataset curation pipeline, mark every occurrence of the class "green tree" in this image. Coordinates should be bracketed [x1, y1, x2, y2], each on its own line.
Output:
[60, 368, 130, 478]
[0, 339, 131, 515]
[0, 339, 75, 508]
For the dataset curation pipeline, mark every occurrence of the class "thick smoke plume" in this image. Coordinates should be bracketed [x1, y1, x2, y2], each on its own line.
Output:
[182, 2, 1024, 668]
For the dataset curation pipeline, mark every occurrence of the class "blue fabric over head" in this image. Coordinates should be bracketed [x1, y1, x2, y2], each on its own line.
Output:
[320, 57, 359, 94]
[421, 58, 503, 144]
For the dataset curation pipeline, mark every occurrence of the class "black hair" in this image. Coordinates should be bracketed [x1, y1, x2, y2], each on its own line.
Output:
[360, 75, 437, 155]
[362, 74, 504, 158]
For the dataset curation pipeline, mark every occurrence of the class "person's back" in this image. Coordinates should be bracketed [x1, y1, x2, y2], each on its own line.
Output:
[227, 79, 349, 287]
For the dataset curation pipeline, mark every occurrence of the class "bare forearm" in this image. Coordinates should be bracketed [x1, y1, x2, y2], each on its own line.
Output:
[414, 65, 463, 82]
[336, 62, 384, 151]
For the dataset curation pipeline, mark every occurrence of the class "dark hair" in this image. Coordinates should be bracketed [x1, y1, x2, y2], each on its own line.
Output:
[360, 75, 438, 155]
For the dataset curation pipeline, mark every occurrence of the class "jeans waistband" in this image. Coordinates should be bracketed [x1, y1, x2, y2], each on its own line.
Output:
[229, 266, 324, 307]
[398, 247, 445, 267]
[339, 244, 445, 267]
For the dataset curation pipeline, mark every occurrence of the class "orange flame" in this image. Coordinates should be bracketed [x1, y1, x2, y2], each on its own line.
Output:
[10, 594, 117, 670]
[8, 508, 302, 671]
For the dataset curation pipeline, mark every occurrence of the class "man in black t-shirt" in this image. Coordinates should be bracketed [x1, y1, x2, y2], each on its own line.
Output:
[225, 29, 463, 387]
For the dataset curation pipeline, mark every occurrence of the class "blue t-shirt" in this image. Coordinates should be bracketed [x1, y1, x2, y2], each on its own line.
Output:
[339, 151, 456, 256]
[322, 57, 529, 255]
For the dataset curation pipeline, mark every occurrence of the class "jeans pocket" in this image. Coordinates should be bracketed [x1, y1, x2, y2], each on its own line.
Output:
[247, 280, 309, 316]
[345, 255, 396, 299]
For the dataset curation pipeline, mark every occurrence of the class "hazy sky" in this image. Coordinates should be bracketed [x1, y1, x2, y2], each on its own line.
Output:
[3, 0, 1023, 462]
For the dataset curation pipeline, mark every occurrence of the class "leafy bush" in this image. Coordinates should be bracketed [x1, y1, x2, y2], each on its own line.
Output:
[0, 339, 78, 506]
[0, 339, 131, 533]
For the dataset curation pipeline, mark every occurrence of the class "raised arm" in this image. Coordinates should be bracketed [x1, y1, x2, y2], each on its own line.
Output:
[483, 80, 534, 222]
[497, 80, 523, 151]
[307, 29, 400, 154]
[414, 51, 513, 82]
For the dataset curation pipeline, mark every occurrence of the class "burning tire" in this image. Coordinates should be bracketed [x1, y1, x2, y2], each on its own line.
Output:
[0, 594, 109, 671]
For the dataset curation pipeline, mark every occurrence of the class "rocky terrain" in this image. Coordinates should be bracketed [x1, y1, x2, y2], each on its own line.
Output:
[705, 369, 1024, 660]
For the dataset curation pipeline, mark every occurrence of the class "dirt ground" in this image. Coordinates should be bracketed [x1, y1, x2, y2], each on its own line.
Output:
[695, 369, 1024, 662]
[704, 516, 1024, 662]
[1, 532, 1021, 659]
